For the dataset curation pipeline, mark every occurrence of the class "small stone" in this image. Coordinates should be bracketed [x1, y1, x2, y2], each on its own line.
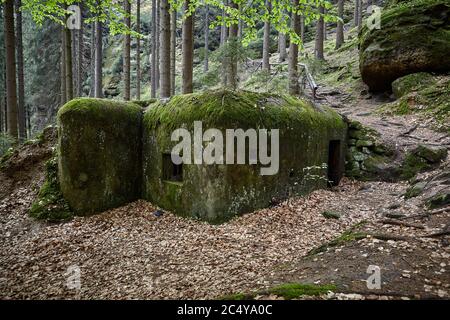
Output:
[437, 290, 447, 298]
[353, 152, 368, 162]
[356, 140, 374, 148]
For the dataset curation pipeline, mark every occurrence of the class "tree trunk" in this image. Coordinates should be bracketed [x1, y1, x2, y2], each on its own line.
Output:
[136, 0, 141, 100]
[94, 19, 103, 98]
[0, 97, 3, 133]
[314, 6, 325, 60]
[151, 0, 157, 98]
[357, 0, 363, 32]
[65, 26, 74, 100]
[300, 15, 305, 43]
[237, 2, 243, 38]
[323, 8, 327, 40]
[226, 1, 238, 89]
[77, 2, 84, 97]
[15, 0, 26, 141]
[278, 33, 286, 62]
[159, 0, 171, 98]
[204, 5, 209, 72]
[262, 0, 271, 71]
[156, 0, 160, 90]
[61, 26, 67, 105]
[72, 25, 76, 96]
[182, 0, 193, 94]
[123, 0, 131, 100]
[336, 0, 344, 49]
[220, 2, 227, 46]
[288, 0, 301, 96]
[170, 8, 176, 96]
[4, 0, 18, 139]
[354, 0, 359, 27]
[89, 21, 95, 97]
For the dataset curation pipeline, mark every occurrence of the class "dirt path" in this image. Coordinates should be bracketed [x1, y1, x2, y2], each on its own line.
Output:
[319, 89, 450, 152]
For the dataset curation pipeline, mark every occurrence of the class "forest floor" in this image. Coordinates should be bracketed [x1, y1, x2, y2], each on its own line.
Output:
[1, 30, 449, 300]
[0, 93, 449, 299]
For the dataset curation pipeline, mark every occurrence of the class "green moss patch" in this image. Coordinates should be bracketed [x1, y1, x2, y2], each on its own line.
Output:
[144, 89, 345, 132]
[426, 192, 450, 209]
[321, 211, 341, 219]
[30, 156, 73, 221]
[268, 283, 336, 299]
[219, 283, 336, 300]
[218, 293, 256, 300]
[307, 228, 368, 256]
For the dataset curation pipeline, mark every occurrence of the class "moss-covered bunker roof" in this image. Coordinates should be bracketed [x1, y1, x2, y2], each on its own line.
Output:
[58, 98, 142, 122]
[144, 90, 345, 131]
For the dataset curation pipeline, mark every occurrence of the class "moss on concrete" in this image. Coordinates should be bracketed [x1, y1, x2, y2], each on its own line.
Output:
[144, 89, 345, 132]
[57, 98, 143, 215]
[143, 89, 347, 223]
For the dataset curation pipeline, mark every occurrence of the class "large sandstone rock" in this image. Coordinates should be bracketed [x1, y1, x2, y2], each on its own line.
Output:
[359, 0, 450, 91]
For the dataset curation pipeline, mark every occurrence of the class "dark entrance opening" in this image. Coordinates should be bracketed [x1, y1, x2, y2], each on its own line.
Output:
[162, 154, 183, 182]
[327, 140, 342, 187]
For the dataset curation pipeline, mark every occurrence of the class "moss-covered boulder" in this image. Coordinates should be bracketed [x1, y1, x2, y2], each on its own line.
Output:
[359, 0, 450, 91]
[379, 74, 450, 132]
[143, 90, 347, 223]
[400, 145, 447, 180]
[392, 72, 435, 99]
[57, 98, 142, 215]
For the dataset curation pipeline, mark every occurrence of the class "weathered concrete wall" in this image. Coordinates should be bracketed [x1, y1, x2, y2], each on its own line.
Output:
[57, 98, 142, 215]
[57, 92, 347, 222]
[142, 90, 347, 223]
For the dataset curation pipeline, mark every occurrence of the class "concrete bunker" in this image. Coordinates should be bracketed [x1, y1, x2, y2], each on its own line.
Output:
[57, 90, 348, 223]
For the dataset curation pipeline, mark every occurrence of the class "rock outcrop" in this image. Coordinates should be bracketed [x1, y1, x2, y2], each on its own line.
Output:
[359, 0, 450, 91]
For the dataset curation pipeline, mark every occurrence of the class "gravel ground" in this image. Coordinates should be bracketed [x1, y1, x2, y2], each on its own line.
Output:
[0, 178, 415, 299]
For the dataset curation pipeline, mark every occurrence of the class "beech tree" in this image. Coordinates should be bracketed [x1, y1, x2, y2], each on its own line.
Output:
[288, 0, 301, 95]
[315, 5, 325, 60]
